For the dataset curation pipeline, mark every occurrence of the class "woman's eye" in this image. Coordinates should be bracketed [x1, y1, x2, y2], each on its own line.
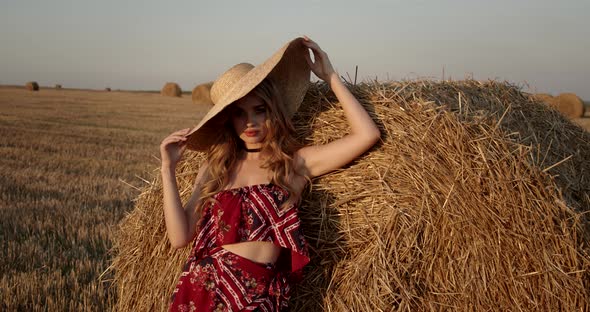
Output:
[232, 109, 245, 117]
[255, 107, 266, 114]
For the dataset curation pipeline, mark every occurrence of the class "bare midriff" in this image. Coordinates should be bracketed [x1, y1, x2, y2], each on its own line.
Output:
[221, 241, 282, 265]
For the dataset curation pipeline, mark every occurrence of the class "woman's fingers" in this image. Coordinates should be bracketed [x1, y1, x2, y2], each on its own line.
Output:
[304, 48, 314, 67]
[303, 43, 322, 68]
[302, 35, 318, 48]
[160, 129, 190, 166]
[162, 138, 186, 148]
[167, 128, 190, 139]
[303, 36, 325, 57]
[302, 38, 334, 81]
[161, 136, 187, 149]
[166, 128, 191, 142]
[166, 134, 188, 142]
[302, 36, 329, 63]
[172, 128, 191, 136]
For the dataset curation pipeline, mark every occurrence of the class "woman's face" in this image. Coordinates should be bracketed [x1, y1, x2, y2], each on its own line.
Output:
[229, 93, 268, 148]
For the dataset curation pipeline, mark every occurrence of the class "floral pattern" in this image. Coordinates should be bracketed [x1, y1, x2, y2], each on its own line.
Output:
[170, 184, 310, 311]
[170, 247, 278, 311]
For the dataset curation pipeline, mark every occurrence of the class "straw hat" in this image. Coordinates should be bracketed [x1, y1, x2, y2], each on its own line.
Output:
[186, 37, 311, 151]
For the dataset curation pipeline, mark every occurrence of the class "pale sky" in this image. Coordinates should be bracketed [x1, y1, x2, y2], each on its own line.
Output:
[1, 0, 589, 99]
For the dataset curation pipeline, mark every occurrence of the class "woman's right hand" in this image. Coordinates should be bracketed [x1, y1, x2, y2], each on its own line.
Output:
[160, 127, 191, 169]
[302, 36, 336, 83]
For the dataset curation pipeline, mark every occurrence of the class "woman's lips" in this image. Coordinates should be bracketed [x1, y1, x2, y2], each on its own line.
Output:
[244, 130, 258, 137]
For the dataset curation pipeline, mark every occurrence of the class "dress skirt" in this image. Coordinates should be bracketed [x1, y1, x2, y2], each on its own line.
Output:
[169, 246, 290, 311]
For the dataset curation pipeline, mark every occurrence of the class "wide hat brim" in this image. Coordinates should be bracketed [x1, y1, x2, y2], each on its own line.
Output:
[186, 37, 311, 151]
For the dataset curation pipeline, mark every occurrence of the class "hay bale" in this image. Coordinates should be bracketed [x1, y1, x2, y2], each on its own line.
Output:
[55, 84, 62, 89]
[105, 87, 111, 92]
[191, 82, 214, 106]
[546, 93, 585, 119]
[109, 80, 590, 311]
[161, 82, 182, 97]
[531, 92, 553, 103]
[25, 81, 39, 91]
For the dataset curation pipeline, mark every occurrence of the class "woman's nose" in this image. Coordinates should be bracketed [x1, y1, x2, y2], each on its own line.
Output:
[246, 112, 257, 125]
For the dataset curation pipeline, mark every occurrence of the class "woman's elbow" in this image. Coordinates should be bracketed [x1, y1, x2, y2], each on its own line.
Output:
[368, 126, 381, 145]
[170, 241, 186, 249]
[168, 235, 190, 249]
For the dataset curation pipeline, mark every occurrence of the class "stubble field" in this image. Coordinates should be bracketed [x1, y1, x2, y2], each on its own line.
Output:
[0, 86, 205, 311]
[0, 85, 588, 311]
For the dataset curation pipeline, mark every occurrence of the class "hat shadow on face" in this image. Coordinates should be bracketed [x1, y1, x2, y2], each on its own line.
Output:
[186, 37, 311, 151]
[207, 82, 281, 149]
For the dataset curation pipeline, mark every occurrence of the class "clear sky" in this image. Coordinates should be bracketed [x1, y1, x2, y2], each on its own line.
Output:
[1, 0, 589, 99]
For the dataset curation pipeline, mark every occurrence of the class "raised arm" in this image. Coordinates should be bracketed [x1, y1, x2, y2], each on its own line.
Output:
[296, 36, 380, 178]
[160, 128, 208, 249]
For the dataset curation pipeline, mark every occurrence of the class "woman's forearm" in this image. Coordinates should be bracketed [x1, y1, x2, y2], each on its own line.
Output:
[161, 166, 191, 248]
[328, 72, 380, 139]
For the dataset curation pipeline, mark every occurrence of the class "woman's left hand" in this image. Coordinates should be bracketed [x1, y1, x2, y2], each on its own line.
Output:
[302, 35, 336, 82]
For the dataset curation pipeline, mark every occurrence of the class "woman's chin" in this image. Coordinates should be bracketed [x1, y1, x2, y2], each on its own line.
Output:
[240, 136, 265, 145]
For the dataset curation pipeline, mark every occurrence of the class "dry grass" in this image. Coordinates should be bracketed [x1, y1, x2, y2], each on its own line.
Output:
[292, 81, 590, 311]
[111, 80, 590, 311]
[0, 86, 206, 311]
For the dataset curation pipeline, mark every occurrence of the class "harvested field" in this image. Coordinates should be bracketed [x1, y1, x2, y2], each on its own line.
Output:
[0, 86, 206, 310]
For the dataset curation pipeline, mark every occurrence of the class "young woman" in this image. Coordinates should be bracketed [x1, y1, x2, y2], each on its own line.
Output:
[160, 36, 380, 311]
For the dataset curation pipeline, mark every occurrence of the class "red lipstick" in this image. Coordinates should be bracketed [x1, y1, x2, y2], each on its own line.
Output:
[244, 130, 258, 137]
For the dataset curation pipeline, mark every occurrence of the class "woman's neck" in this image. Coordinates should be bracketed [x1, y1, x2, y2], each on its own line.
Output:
[240, 150, 262, 161]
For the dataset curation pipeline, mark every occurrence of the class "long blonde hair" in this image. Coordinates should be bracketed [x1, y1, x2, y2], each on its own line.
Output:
[197, 78, 308, 213]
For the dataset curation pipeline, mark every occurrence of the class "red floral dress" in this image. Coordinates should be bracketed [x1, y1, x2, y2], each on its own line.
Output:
[169, 183, 310, 311]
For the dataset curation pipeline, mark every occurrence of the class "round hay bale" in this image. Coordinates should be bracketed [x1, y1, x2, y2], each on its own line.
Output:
[191, 82, 214, 106]
[109, 80, 590, 311]
[547, 93, 585, 119]
[55, 84, 62, 89]
[25, 81, 39, 91]
[105, 87, 111, 92]
[531, 92, 553, 103]
[161, 82, 182, 97]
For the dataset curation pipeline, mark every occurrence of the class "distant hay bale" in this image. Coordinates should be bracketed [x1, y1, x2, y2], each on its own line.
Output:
[161, 82, 182, 97]
[191, 82, 214, 106]
[55, 84, 62, 89]
[109, 80, 590, 311]
[546, 93, 585, 119]
[25, 81, 39, 91]
[531, 92, 553, 103]
[105, 87, 111, 92]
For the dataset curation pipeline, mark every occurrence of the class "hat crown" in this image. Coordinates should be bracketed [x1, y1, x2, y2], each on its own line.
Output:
[210, 63, 254, 105]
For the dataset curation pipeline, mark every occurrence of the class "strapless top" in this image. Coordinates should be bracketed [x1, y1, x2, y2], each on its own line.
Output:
[190, 183, 310, 276]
